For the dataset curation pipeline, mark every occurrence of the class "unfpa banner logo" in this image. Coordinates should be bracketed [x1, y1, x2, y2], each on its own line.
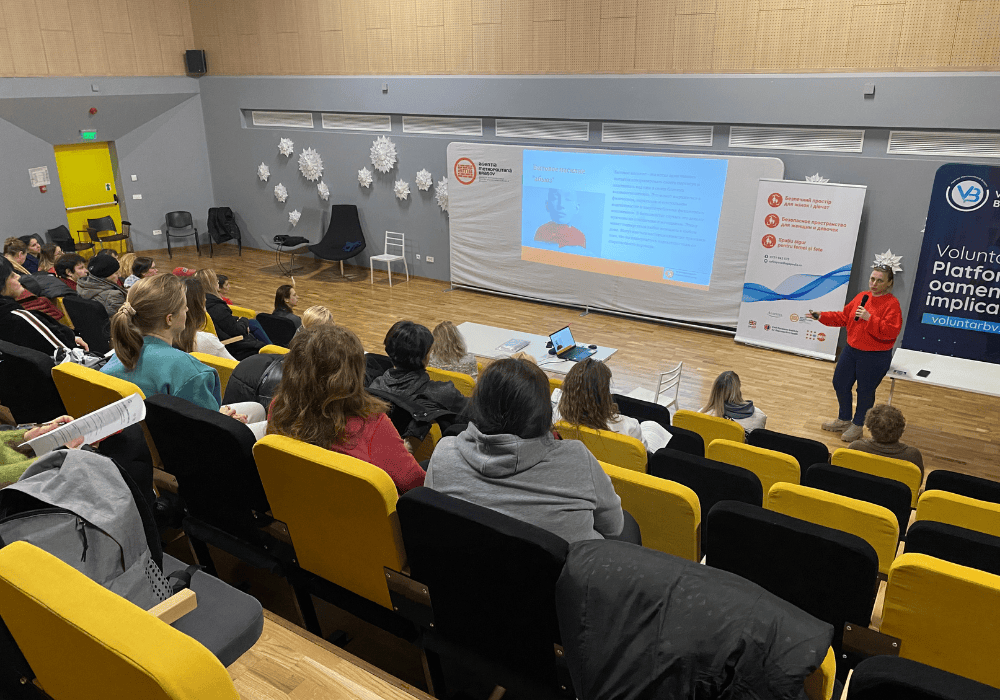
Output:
[946, 175, 989, 212]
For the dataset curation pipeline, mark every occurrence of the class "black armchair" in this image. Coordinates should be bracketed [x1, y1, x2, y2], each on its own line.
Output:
[309, 204, 367, 278]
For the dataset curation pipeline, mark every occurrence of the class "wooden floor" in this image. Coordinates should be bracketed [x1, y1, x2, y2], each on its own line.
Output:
[154, 244, 1000, 485]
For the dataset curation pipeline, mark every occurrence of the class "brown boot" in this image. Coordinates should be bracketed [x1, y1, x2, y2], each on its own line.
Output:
[822, 418, 851, 432]
[841, 423, 863, 442]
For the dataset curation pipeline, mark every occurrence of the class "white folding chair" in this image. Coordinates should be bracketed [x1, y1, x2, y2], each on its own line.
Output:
[369, 231, 409, 286]
[654, 361, 683, 410]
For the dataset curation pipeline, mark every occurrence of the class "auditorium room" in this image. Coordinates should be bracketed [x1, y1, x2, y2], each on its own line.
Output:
[1, 1, 999, 698]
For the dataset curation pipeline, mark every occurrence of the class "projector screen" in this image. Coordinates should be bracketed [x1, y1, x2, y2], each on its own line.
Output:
[448, 143, 783, 327]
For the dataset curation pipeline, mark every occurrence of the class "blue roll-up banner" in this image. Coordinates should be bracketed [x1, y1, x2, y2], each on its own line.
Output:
[900, 163, 1000, 366]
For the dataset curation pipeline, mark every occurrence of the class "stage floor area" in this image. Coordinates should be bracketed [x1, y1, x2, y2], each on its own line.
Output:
[152, 244, 1000, 489]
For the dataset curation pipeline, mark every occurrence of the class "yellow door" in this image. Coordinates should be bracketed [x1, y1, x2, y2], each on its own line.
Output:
[53, 142, 124, 257]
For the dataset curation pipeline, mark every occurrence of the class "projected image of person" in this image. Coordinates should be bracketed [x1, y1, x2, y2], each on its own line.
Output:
[534, 189, 586, 249]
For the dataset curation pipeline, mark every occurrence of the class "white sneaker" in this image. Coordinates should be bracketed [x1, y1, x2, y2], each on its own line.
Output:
[822, 418, 852, 432]
[841, 423, 863, 442]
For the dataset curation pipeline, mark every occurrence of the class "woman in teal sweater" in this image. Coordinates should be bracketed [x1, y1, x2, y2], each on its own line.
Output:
[102, 275, 267, 437]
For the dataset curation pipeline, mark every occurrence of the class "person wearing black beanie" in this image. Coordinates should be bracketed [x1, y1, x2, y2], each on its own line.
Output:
[78, 255, 126, 316]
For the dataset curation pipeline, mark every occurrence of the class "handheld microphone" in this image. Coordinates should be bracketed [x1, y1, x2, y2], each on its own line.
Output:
[860, 294, 869, 307]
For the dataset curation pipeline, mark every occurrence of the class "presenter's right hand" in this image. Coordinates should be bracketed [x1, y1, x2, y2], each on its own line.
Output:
[807, 310, 821, 320]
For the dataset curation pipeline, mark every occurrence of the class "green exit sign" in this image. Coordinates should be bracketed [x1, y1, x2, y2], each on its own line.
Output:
[79, 130, 97, 141]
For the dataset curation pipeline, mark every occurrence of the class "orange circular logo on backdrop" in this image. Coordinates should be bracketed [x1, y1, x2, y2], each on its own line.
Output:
[454, 158, 476, 185]
[817, 333, 826, 342]
[768, 193, 783, 207]
[762, 234, 776, 248]
[764, 214, 780, 228]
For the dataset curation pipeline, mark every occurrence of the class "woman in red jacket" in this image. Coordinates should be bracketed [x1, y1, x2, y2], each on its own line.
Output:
[267, 323, 424, 493]
[809, 265, 902, 442]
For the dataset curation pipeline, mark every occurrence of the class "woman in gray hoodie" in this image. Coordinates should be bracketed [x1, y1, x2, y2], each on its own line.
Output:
[424, 357, 631, 544]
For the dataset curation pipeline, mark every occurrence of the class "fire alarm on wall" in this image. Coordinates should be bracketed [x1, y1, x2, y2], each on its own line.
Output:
[89, 107, 97, 115]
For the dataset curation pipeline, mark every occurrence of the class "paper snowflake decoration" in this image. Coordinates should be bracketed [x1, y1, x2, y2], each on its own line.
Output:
[288, 210, 301, 226]
[358, 167, 373, 188]
[278, 138, 294, 157]
[257, 162, 270, 182]
[393, 179, 410, 201]
[298, 147, 324, 181]
[317, 181, 330, 200]
[435, 176, 449, 213]
[873, 249, 903, 273]
[415, 169, 433, 191]
[805, 173, 830, 184]
[370, 135, 397, 173]
[274, 183, 288, 203]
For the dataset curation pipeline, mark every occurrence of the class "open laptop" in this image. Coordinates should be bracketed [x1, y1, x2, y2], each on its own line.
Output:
[548, 326, 596, 362]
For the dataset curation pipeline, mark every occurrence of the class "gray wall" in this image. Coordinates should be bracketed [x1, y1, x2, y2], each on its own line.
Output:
[0, 77, 214, 251]
[198, 73, 1000, 331]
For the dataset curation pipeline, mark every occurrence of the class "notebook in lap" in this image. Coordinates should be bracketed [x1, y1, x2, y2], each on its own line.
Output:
[549, 326, 596, 362]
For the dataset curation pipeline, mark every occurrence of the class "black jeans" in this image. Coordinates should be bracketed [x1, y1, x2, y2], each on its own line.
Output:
[833, 344, 893, 426]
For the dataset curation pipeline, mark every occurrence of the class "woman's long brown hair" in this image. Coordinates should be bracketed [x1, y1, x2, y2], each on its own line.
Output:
[174, 278, 207, 353]
[267, 324, 387, 447]
[558, 358, 619, 431]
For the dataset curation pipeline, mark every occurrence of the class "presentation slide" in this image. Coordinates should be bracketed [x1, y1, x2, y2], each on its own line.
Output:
[520, 150, 729, 288]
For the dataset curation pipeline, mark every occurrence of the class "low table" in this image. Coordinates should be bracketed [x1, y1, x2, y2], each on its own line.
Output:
[457, 322, 617, 375]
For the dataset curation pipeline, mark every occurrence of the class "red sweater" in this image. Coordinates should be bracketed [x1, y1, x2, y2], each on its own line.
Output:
[331, 413, 425, 493]
[819, 291, 901, 352]
[17, 290, 63, 323]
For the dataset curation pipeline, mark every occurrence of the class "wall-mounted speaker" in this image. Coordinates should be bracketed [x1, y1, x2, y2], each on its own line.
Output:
[185, 50, 207, 75]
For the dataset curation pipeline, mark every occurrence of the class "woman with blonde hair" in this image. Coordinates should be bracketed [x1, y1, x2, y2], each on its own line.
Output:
[554, 357, 670, 453]
[101, 275, 267, 437]
[3, 238, 30, 276]
[429, 321, 477, 378]
[117, 253, 137, 283]
[268, 324, 424, 493]
[174, 278, 235, 361]
[300, 305, 335, 330]
[195, 268, 267, 359]
[700, 370, 766, 435]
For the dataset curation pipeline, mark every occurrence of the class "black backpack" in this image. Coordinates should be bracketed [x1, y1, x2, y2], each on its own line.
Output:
[207, 207, 242, 244]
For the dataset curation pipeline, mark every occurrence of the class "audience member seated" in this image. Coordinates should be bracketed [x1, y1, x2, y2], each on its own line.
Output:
[117, 253, 136, 284]
[14, 279, 64, 323]
[94, 247, 119, 261]
[552, 357, 669, 453]
[848, 403, 924, 477]
[123, 256, 158, 289]
[1, 414, 83, 486]
[0, 258, 86, 353]
[369, 320, 470, 419]
[429, 320, 478, 378]
[35, 243, 61, 275]
[267, 324, 424, 493]
[701, 370, 767, 435]
[271, 283, 301, 329]
[101, 274, 267, 438]
[77, 254, 126, 316]
[20, 234, 42, 274]
[175, 278, 235, 361]
[425, 357, 633, 543]
[3, 238, 30, 276]
[195, 268, 266, 360]
[216, 273, 232, 303]
[55, 253, 88, 292]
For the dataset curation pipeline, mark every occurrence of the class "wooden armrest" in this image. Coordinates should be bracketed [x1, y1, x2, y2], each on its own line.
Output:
[221, 335, 245, 345]
[147, 589, 197, 624]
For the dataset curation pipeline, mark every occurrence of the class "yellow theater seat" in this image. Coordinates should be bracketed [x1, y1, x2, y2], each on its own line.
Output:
[54, 296, 73, 328]
[426, 365, 476, 397]
[832, 448, 923, 508]
[260, 344, 289, 355]
[601, 461, 701, 561]
[228, 304, 256, 320]
[881, 553, 1000, 688]
[915, 489, 1000, 539]
[253, 435, 406, 609]
[202, 314, 218, 337]
[673, 409, 745, 446]
[767, 482, 899, 576]
[191, 352, 238, 395]
[0, 541, 239, 700]
[707, 439, 800, 497]
[558, 421, 647, 473]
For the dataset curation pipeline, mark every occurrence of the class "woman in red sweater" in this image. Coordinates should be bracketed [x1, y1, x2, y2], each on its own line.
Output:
[267, 323, 424, 493]
[809, 265, 902, 442]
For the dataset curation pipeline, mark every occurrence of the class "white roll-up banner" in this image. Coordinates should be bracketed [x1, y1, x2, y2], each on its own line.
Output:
[735, 179, 867, 360]
[447, 143, 783, 328]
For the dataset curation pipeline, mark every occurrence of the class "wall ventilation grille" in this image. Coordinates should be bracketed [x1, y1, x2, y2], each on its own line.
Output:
[250, 111, 315, 129]
[602, 122, 713, 146]
[495, 119, 589, 141]
[887, 131, 1000, 158]
[402, 116, 483, 136]
[321, 113, 392, 132]
[729, 126, 865, 153]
